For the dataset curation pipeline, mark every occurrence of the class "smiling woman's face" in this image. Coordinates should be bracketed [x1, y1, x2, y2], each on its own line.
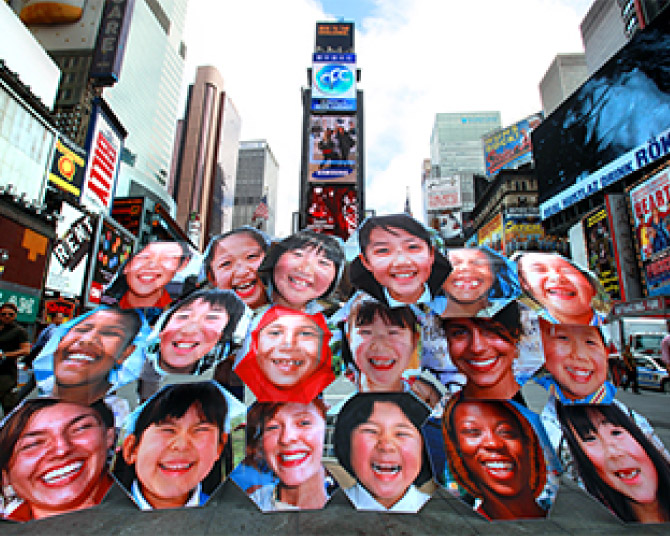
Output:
[5, 403, 113, 520]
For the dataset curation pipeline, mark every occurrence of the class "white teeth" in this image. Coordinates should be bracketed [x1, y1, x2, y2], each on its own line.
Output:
[271, 358, 304, 367]
[235, 282, 254, 290]
[289, 276, 310, 288]
[454, 280, 480, 289]
[160, 462, 194, 471]
[615, 468, 640, 479]
[467, 357, 497, 367]
[567, 367, 592, 378]
[372, 463, 400, 474]
[370, 358, 395, 367]
[174, 342, 198, 349]
[281, 452, 309, 462]
[42, 461, 83, 483]
[67, 353, 95, 362]
[484, 461, 513, 470]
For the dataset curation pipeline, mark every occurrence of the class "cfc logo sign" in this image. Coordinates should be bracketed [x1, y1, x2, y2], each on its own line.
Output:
[315, 64, 354, 94]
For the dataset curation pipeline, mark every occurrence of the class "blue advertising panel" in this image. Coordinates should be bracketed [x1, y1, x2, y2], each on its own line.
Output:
[483, 113, 543, 178]
[311, 53, 357, 112]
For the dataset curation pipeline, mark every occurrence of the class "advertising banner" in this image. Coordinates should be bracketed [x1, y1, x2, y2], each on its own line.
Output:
[85, 216, 135, 307]
[643, 252, 670, 296]
[605, 193, 642, 301]
[43, 296, 77, 322]
[503, 214, 544, 255]
[48, 136, 86, 201]
[308, 115, 357, 182]
[89, 0, 135, 85]
[0, 285, 40, 323]
[315, 22, 354, 52]
[583, 207, 621, 300]
[477, 213, 504, 252]
[311, 53, 357, 112]
[45, 202, 96, 297]
[0, 214, 50, 291]
[425, 176, 461, 211]
[305, 184, 358, 241]
[536, 8, 670, 219]
[629, 167, 670, 261]
[81, 100, 124, 215]
[111, 197, 145, 237]
[483, 113, 543, 178]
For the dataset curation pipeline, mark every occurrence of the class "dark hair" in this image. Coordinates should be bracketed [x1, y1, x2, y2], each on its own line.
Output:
[104, 241, 192, 301]
[359, 214, 432, 257]
[446, 247, 520, 300]
[442, 397, 546, 502]
[259, 231, 345, 301]
[0, 302, 18, 313]
[441, 300, 522, 342]
[333, 393, 432, 487]
[204, 228, 269, 281]
[162, 288, 245, 346]
[557, 403, 670, 523]
[342, 301, 418, 370]
[114, 382, 228, 493]
[0, 398, 114, 475]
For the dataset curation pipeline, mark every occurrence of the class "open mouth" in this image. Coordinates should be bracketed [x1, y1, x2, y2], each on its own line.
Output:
[279, 450, 310, 467]
[288, 275, 312, 290]
[172, 341, 199, 352]
[565, 366, 594, 383]
[482, 459, 515, 478]
[371, 462, 401, 478]
[614, 468, 640, 482]
[41, 461, 84, 486]
[270, 357, 305, 371]
[453, 279, 481, 290]
[465, 356, 498, 372]
[137, 273, 162, 284]
[546, 287, 576, 298]
[233, 280, 258, 298]
[368, 357, 397, 371]
[390, 271, 417, 281]
[159, 461, 195, 474]
[63, 352, 96, 365]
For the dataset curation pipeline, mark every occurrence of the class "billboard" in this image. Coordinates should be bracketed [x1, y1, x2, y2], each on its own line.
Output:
[48, 136, 86, 202]
[311, 53, 357, 112]
[477, 213, 503, 252]
[81, 99, 124, 215]
[305, 184, 358, 241]
[315, 22, 354, 52]
[503, 214, 544, 255]
[85, 215, 135, 307]
[425, 175, 461, 211]
[535, 8, 670, 219]
[89, 0, 135, 85]
[308, 115, 357, 182]
[583, 207, 621, 300]
[45, 202, 96, 297]
[629, 166, 670, 297]
[483, 113, 543, 178]
[605, 193, 642, 301]
[111, 197, 145, 237]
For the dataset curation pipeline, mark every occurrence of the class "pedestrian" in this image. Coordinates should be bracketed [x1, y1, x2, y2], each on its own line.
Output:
[621, 343, 640, 394]
[0, 303, 30, 415]
[661, 332, 670, 372]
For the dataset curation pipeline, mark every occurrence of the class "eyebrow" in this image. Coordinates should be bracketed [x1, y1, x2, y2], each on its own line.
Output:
[20, 413, 101, 439]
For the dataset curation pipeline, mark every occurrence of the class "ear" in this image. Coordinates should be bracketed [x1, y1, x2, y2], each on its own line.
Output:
[217, 432, 229, 458]
[1, 468, 10, 491]
[122, 434, 139, 465]
[359, 252, 372, 272]
[105, 427, 116, 450]
[116, 344, 136, 365]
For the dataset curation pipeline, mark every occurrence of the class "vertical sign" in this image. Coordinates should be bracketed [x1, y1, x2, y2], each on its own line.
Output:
[89, 0, 136, 85]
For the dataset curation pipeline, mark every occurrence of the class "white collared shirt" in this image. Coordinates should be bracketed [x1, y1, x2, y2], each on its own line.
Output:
[131, 480, 202, 510]
[344, 483, 430, 513]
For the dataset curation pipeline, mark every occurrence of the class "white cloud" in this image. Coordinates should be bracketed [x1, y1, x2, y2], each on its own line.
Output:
[182, 0, 593, 235]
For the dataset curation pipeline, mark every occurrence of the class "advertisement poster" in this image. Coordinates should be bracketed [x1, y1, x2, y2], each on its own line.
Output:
[629, 167, 670, 262]
[311, 53, 357, 112]
[86, 216, 135, 306]
[503, 214, 544, 255]
[483, 113, 543, 178]
[477, 213, 503, 252]
[45, 202, 96, 297]
[305, 184, 358, 241]
[111, 197, 145, 237]
[308, 115, 357, 182]
[425, 176, 461, 211]
[583, 207, 621, 300]
[48, 136, 86, 202]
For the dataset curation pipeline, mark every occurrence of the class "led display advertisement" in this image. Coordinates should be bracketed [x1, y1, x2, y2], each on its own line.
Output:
[111, 197, 145, 237]
[315, 21, 354, 52]
[81, 99, 124, 215]
[48, 136, 86, 202]
[583, 207, 621, 300]
[503, 214, 544, 255]
[425, 176, 461, 211]
[305, 184, 358, 241]
[309, 115, 357, 182]
[483, 113, 543, 178]
[629, 165, 670, 296]
[311, 53, 357, 112]
[85, 215, 135, 307]
[535, 7, 670, 219]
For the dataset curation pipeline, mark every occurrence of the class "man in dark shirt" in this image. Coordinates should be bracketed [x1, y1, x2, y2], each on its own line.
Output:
[0, 302, 30, 414]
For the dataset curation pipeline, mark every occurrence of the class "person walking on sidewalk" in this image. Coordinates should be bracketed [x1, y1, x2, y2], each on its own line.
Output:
[621, 343, 640, 394]
[661, 333, 670, 372]
[0, 303, 30, 414]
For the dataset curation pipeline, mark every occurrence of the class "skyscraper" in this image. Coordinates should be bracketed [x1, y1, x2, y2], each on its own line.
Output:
[233, 140, 279, 236]
[171, 65, 241, 251]
[539, 54, 588, 116]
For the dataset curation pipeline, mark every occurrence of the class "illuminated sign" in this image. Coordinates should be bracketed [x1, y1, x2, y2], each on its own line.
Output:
[111, 197, 145, 236]
[483, 113, 542, 178]
[48, 136, 86, 201]
[306, 185, 358, 241]
[311, 53, 356, 112]
[89, 0, 136, 85]
[315, 22, 354, 52]
[308, 115, 357, 182]
[426, 176, 461, 210]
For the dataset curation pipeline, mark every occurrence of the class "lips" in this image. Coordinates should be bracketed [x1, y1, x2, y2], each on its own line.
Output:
[233, 279, 259, 298]
[62, 352, 97, 367]
[453, 278, 482, 290]
[368, 356, 397, 371]
[545, 286, 576, 299]
[614, 468, 641, 482]
[270, 357, 305, 372]
[465, 355, 499, 373]
[390, 270, 417, 282]
[371, 461, 402, 481]
[40, 460, 84, 486]
[278, 449, 310, 467]
[565, 365, 594, 384]
[482, 458, 515, 479]
[171, 340, 200, 355]
[288, 274, 313, 290]
[159, 461, 195, 475]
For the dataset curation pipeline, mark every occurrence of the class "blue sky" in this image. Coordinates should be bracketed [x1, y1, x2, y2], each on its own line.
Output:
[183, 0, 594, 235]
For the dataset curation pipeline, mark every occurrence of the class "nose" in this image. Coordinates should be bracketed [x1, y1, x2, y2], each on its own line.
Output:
[375, 430, 397, 452]
[481, 428, 505, 449]
[169, 430, 191, 451]
[469, 327, 487, 353]
[279, 423, 298, 444]
[234, 258, 253, 275]
[50, 432, 74, 456]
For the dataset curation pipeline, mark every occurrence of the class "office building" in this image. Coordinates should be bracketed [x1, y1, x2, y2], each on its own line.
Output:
[539, 54, 588, 116]
[171, 65, 241, 251]
[233, 140, 279, 236]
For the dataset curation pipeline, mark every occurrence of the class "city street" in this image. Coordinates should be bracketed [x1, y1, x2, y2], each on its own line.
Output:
[3, 381, 670, 535]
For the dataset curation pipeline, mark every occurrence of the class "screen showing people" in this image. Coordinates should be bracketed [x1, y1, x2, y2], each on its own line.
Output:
[7, 219, 669, 525]
[229, 399, 338, 511]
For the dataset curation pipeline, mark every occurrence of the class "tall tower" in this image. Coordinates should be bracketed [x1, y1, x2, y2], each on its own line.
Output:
[298, 22, 364, 241]
[171, 65, 241, 251]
